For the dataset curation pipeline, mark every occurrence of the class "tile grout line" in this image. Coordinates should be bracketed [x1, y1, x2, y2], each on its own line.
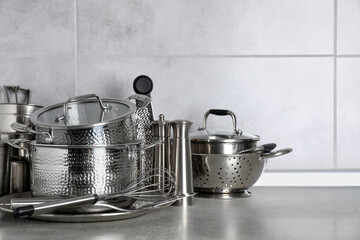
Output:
[334, 0, 338, 169]
[74, 0, 78, 96]
[1, 54, 360, 58]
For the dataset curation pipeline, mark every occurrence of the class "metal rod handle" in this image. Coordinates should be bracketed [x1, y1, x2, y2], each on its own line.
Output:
[199, 109, 240, 134]
[13, 194, 99, 218]
[263, 148, 293, 159]
[11, 122, 53, 143]
[55, 94, 109, 122]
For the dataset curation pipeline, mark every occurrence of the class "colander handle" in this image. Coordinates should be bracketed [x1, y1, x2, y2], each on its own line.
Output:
[263, 148, 293, 159]
[239, 143, 277, 154]
[199, 109, 241, 134]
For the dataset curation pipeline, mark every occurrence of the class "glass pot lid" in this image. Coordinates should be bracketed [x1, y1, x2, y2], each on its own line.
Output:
[30, 94, 136, 129]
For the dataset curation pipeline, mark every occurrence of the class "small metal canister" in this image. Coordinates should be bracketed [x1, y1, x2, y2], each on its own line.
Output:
[151, 114, 171, 190]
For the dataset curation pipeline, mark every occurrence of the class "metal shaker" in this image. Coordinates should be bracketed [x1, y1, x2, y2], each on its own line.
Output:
[152, 114, 171, 191]
[171, 120, 195, 206]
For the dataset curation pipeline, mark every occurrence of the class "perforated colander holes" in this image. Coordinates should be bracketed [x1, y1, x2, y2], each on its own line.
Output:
[196, 173, 211, 186]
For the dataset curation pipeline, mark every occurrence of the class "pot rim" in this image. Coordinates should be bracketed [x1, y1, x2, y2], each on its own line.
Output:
[28, 140, 143, 149]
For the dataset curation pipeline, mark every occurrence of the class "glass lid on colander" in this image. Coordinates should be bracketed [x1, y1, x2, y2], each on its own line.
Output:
[190, 109, 259, 143]
[31, 94, 136, 129]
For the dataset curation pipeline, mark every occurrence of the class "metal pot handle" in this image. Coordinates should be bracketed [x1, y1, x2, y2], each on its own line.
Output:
[55, 94, 110, 122]
[239, 143, 277, 154]
[262, 148, 293, 159]
[11, 122, 53, 144]
[7, 139, 30, 160]
[199, 109, 241, 134]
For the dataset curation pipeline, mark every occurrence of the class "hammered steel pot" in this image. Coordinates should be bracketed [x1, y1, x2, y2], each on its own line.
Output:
[11, 94, 151, 145]
[8, 139, 160, 198]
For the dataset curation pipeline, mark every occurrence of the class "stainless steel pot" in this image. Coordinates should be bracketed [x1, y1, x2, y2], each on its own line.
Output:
[192, 147, 292, 195]
[190, 109, 260, 155]
[8, 139, 160, 199]
[0, 104, 42, 133]
[11, 94, 151, 145]
[0, 86, 42, 197]
[1, 85, 42, 133]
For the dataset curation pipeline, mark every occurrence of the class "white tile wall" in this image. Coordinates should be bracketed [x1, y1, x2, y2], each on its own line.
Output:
[78, 0, 334, 55]
[338, 0, 360, 54]
[78, 57, 334, 170]
[0, 0, 359, 171]
[337, 58, 360, 168]
[0, 0, 75, 55]
[0, 57, 76, 105]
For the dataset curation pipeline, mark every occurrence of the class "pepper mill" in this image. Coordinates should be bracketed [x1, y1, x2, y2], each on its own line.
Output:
[151, 114, 171, 191]
[171, 120, 195, 206]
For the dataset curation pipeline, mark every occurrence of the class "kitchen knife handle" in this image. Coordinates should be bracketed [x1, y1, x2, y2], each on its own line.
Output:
[13, 205, 35, 219]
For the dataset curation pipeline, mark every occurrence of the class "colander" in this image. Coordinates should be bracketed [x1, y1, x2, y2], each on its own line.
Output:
[191, 109, 292, 197]
[192, 147, 292, 195]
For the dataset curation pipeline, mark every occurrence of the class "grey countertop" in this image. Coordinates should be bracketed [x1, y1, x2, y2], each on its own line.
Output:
[1, 187, 359, 240]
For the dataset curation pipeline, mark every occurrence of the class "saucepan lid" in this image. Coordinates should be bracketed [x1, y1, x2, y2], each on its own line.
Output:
[190, 109, 260, 144]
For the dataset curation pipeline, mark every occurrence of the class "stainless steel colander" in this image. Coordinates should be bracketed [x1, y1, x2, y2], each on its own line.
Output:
[191, 109, 292, 197]
[192, 148, 292, 194]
